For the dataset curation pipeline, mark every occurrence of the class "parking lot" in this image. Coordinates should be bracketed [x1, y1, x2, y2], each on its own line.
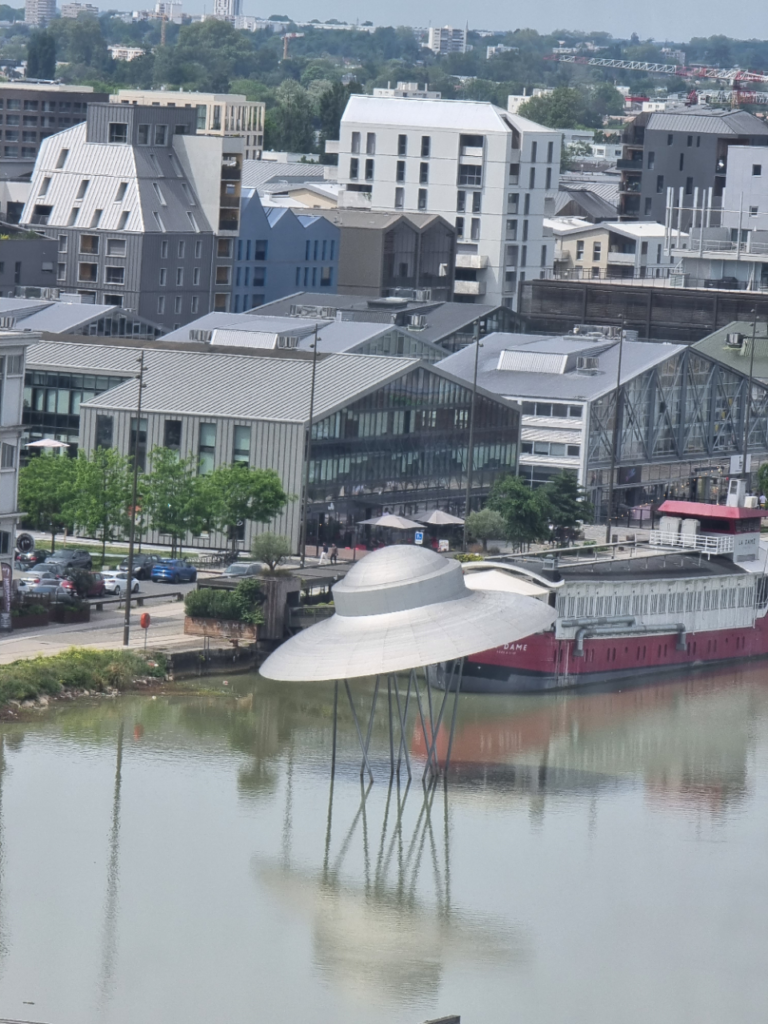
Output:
[13, 564, 214, 603]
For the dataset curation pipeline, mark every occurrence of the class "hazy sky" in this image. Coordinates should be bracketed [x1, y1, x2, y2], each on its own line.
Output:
[161, 1, 764, 43]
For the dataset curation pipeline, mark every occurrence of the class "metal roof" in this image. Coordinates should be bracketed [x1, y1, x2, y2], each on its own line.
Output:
[26, 339, 147, 375]
[437, 332, 686, 402]
[555, 189, 617, 220]
[18, 302, 121, 333]
[159, 313, 320, 342]
[242, 160, 326, 192]
[342, 94, 555, 134]
[693, 320, 768, 381]
[646, 109, 768, 136]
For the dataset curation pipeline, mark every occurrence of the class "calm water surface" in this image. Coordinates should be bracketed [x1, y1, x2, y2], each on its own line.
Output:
[0, 663, 767, 1024]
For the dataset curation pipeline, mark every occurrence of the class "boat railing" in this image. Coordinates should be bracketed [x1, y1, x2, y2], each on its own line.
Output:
[649, 530, 734, 554]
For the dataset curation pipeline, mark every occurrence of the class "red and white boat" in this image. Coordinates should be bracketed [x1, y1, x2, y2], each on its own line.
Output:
[462, 485, 768, 693]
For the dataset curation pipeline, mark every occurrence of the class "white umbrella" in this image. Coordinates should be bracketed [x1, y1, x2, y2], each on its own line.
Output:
[26, 438, 70, 449]
[418, 510, 465, 526]
[357, 514, 423, 529]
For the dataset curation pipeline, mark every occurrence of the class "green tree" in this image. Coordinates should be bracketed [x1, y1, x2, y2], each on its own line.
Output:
[271, 79, 315, 153]
[71, 448, 132, 563]
[317, 80, 360, 163]
[141, 447, 205, 557]
[26, 29, 56, 79]
[202, 464, 289, 553]
[487, 475, 552, 550]
[251, 531, 291, 572]
[544, 471, 594, 546]
[465, 508, 507, 552]
[17, 452, 76, 552]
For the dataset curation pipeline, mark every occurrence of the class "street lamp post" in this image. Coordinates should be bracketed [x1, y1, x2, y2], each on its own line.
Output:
[462, 323, 482, 552]
[299, 326, 319, 569]
[123, 350, 145, 647]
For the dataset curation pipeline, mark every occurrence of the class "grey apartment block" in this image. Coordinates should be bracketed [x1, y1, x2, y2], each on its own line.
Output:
[619, 107, 768, 222]
[20, 103, 224, 331]
[0, 83, 108, 181]
[0, 234, 57, 295]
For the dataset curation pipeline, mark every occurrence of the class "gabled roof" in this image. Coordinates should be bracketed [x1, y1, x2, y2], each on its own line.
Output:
[242, 160, 326, 191]
[646, 108, 768, 136]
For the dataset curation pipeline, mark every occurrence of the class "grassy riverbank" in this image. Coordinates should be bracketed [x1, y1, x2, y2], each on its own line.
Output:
[0, 649, 167, 708]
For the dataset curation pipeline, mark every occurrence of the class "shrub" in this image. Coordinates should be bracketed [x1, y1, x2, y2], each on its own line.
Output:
[0, 649, 166, 707]
[251, 532, 291, 573]
[184, 580, 265, 625]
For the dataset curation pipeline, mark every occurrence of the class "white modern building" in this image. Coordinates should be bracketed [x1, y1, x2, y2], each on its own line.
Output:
[427, 26, 468, 55]
[24, 0, 56, 25]
[212, 0, 240, 17]
[0, 330, 33, 627]
[112, 89, 264, 159]
[109, 45, 146, 62]
[327, 95, 561, 308]
[372, 82, 441, 99]
[61, 2, 99, 16]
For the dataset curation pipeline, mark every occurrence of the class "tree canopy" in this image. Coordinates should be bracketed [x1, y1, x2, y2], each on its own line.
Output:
[17, 453, 76, 552]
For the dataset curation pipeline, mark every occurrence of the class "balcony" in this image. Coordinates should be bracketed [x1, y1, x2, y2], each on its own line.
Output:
[456, 253, 489, 270]
[324, 139, 340, 154]
[453, 280, 486, 296]
[606, 251, 636, 264]
[619, 179, 641, 193]
[460, 145, 484, 159]
[650, 529, 733, 555]
[616, 158, 643, 170]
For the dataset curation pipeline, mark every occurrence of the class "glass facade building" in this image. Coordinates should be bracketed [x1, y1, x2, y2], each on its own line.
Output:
[23, 369, 128, 451]
[307, 366, 519, 544]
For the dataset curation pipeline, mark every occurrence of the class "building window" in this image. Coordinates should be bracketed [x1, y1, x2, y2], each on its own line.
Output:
[106, 267, 124, 284]
[506, 219, 517, 239]
[398, 134, 407, 156]
[545, 167, 552, 189]
[130, 417, 147, 472]
[459, 165, 482, 186]
[419, 162, 429, 184]
[163, 419, 182, 451]
[524, 193, 530, 215]
[592, 241, 601, 261]
[685, 176, 693, 194]
[750, 205, 759, 216]
[254, 240, 267, 260]
[193, 267, 200, 286]
[418, 189, 427, 210]
[576, 240, 584, 261]
[754, 164, 762, 176]
[396, 160, 405, 182]
[199, 423, 216, 474]
[154, 124, 168, 146]
[195, 239, 203, 259]
[470, 218, 480, 240]
[233, 425, 250, 464]
[679, 153, 685, 171]
[366, 132, 376, 155]
[68, 208, 79, 226]
[115, 181, 128, 202]
[647, 151, 655, 169]
[176, 267, 183, 286]
[57, 263, 65, 280]
[95, 415, 113, 448]
[158, 296, 165, 313]
[522, 220, 528, 242]
[351, 131, 360, 153]
[540, 245, 547, 267]
[58, 235, 67, 253]
[521, 245, 527, 266]
[174, 295, 182, 314]
[80, 235, 99, 254]
[107, 238, 126, 256]
[531, 141, 537, 162]
[109, 123, 128, 144]
[138, 125, 150, 145]
[349, 157, 359, 179]
[641, 241, 649, 255]
[76, 178, 90, 200]
[217, 238, 232, 258]
[365, 159, 374, 181]
[216, 266, 231, 285]
[644, 197, 652, 215]
[191, 295, 199, 313]
[1, 442, 15, 469]
[456, 217, 464, 238]
[667, 134, 673, 145]
[78, 263, 97, 282]
[159, 268, 167, 285]
[395, 187, 404, 209]
[117, 211, 130, 229]
[56, 148, 69, 168]
[508, 193, 519, 213]
[656, 175, 664, 193]
[472, 192, 481, 213]
[90, 209, 102, 228]
[421, 136, 431, 158]
[152, 182, 167, 206]
[529, 167, 536, 189]
[509, 163, 520, 183]
[178, 240, 186, 259]
[321, 266, 332, 286]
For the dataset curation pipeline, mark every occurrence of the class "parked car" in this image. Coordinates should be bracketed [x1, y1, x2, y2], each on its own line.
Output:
[25, 582, 78, 602]
[151, 559, 198, 584]
[221, 562, 264, 578]
[117, 554, 161, 580]
[50, 549, 93, 570]
[101, 571, 140, 596]
[63, 570, 106, 598]
[16, 548, 51, 571]
[17, 568, 64, 590]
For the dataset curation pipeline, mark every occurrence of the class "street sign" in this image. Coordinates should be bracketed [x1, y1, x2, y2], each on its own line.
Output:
[414, 530, 424, 545]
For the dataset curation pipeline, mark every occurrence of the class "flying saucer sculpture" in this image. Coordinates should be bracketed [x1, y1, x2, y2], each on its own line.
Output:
[260, 546, 556, 782]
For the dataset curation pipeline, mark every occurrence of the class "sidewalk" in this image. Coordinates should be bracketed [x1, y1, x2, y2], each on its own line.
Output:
[0, 599, 200, 665]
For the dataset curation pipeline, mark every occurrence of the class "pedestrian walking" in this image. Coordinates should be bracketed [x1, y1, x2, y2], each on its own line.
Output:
[319, 542, 329, 565]
[330, 543, 338, 565]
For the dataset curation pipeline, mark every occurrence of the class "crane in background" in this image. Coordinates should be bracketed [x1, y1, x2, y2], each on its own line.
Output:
[282, 32, 305, 61]
[545, 54, 768, 107]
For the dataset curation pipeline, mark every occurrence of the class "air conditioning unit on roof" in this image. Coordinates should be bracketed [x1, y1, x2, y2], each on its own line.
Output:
[189, 329, 213, 343]
[277, 335, 299, 349]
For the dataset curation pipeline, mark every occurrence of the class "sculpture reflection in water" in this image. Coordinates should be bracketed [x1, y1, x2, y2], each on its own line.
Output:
[254, 771, 528, 1008]
[260, 546, 556, 784]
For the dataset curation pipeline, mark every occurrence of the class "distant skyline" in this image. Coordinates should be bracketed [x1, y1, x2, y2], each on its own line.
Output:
[139, 1, 766, 44]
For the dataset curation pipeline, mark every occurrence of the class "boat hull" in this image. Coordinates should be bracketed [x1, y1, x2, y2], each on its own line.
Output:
[463, 615, 768, 693]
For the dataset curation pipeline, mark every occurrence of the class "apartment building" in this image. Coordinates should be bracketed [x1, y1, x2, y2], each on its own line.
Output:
[328, 95, 561, 308]
[61, 2, 100, 16]
[113, 89, 265, 159]
[0, 83, 108, 181]
[24, 0, 56, 27]
[427, 26, 468, 55]
[20, 103, 223, 330]
[0, 329, 32, 627]
[551, 219, 680, 281]
[619, 107, 768, 221]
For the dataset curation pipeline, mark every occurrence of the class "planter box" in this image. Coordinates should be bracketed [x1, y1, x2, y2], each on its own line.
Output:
[49, 605, 91, 625]
[11, 612, 49, 630]
[184, 617, 259, 642]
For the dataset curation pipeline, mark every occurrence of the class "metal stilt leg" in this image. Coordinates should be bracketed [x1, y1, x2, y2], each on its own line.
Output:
[443, 657, 464, 779]
[345, 680, 374, 781]
[330, 679, 338, 778]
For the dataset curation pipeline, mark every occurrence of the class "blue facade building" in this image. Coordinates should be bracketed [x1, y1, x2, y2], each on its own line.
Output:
[233, 189, 339, 312]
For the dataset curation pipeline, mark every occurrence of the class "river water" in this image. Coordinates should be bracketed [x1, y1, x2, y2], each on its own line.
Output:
[0, 663, 766, 1024]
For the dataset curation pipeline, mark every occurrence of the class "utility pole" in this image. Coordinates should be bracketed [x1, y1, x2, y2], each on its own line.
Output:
[123, 351, 145, 648]
[299, 327, 319, 569]
[462, 322, 481, 552]
[604, 325, 625, 544]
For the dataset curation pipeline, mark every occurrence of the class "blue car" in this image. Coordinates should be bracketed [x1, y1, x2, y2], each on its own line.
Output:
[151, 559, 198, 584]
